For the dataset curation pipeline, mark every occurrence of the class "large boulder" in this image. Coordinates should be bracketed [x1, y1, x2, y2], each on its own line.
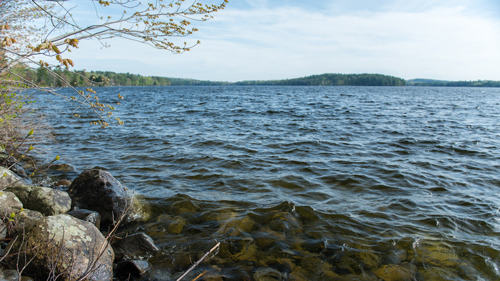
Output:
[5, 185, 71, 216]
[68, 169, 132, 227]
[5, 214, 114, 281]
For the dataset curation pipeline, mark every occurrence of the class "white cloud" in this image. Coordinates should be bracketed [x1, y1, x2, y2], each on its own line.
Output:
[61, 2, 500, 81]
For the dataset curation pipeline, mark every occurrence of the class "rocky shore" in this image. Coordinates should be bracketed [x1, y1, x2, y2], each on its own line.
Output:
[0, 151, 159, 280]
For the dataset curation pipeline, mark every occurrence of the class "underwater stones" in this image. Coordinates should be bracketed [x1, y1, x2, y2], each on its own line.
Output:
[223, 215, 256, 236]
[234, 239, 259, 262]
[252, 227, 286, 250]
[115, 260, 152, 277]
[166, 215, 186, 234]
[112, 232, 159, 261]
[5, 214, 114, 281]
[253, 267, 284, 281]
[373, 262, 417, 281]
[68, 169, 131, 226]
[408, 241, 464, 268]
[5, 185, 71, 216]
[66, 209, 101, 229]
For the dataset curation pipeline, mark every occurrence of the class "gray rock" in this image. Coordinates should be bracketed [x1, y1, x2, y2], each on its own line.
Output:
[66, 209, 101, 229]
[112, 232, 159, 261]
[5, 185, 71, 216]
[2, 270, 19, 281]
[0, 155, 32, 185]
[0, 191, 23, 213]
[48, 164, 75, 173]
[13, 209, 43, 230]
[68, 169, 131, 226]
[5, 214, 114, 281]
[115, 260, 152, 277]
[0, 167, 25, 189]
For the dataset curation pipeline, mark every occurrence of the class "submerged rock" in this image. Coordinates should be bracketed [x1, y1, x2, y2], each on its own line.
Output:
[68, 169, 131, 226]
[5, 214, 114, 281]
[373, 262, 417, 281]
[253, 267, 284, 281]
[5, 185, 71, 216]
[112, 232, 159, 261]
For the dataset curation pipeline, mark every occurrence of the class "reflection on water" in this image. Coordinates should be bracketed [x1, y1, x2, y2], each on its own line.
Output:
[37, 86, 500, 280]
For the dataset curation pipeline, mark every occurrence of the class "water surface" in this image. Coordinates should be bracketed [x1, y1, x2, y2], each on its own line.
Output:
[37, 86, 500, 280]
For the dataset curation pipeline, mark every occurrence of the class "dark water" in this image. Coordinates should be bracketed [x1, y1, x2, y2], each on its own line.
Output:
[37, 86, 500, 280]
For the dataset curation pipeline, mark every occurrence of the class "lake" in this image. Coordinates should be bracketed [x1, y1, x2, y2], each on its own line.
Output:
[37, 86, 500, 280]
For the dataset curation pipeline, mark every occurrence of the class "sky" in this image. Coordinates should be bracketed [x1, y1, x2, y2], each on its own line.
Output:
[48, 0, 500, 82]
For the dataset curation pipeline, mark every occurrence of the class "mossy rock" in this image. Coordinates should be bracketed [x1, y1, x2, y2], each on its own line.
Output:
[373, 262, 417, 281]
[5, 185, 71, 216]
[5, 214, 114, 281]
[252, 227, 286, 250]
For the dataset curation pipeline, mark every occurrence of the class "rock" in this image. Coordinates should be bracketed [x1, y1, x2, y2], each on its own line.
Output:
[5, 185, 71, 216]
[0, 155, 31, 185]
[0, 167, 25, 188]
[147, 269, 173, 281]
[48, 164, 75, 173]
[0, 191, 23, 213]
[68, 169, 132, 226]
[12, 209, 43, 232]
[373, 262, 417, 281]
[253, 267, 284, 281]
[252, 227, 286, 250]
[112, 232, 159, 261]
[115, 260, 152, 277]
[66, 209, 101, 229]
[53, 179, 71, 187]
[5, 214, 114, 281]
[220, 215, 256, 236]
[166, 216, 185, 234]
[2, 270, 19, 281]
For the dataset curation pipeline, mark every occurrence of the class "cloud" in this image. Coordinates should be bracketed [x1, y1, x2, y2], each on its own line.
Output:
[62, 1, 500, 81]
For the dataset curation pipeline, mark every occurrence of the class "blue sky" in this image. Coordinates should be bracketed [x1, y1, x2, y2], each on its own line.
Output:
[56, 0, 500, 81]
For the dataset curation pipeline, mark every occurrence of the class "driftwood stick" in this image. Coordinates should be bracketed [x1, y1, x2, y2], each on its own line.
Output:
[176, 242, 220, 281]
[191, 270, 207, 281]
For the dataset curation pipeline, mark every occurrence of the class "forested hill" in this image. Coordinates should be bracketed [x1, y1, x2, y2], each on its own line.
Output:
[233, 73, 406, 86]
[169, 73, 406, 86]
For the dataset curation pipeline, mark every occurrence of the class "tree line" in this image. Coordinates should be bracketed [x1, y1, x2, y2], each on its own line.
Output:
[10, 66, 171, 87]
[407, 79, 500, 87]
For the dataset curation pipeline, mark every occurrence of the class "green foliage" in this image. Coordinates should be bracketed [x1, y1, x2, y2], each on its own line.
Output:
[16, 67, 171, 87]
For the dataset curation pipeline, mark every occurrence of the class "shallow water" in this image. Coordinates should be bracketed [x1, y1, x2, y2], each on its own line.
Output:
[36, 86, 500, 280]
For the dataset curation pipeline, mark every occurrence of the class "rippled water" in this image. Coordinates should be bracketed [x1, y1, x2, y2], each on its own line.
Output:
[36, 86, 500, 280]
